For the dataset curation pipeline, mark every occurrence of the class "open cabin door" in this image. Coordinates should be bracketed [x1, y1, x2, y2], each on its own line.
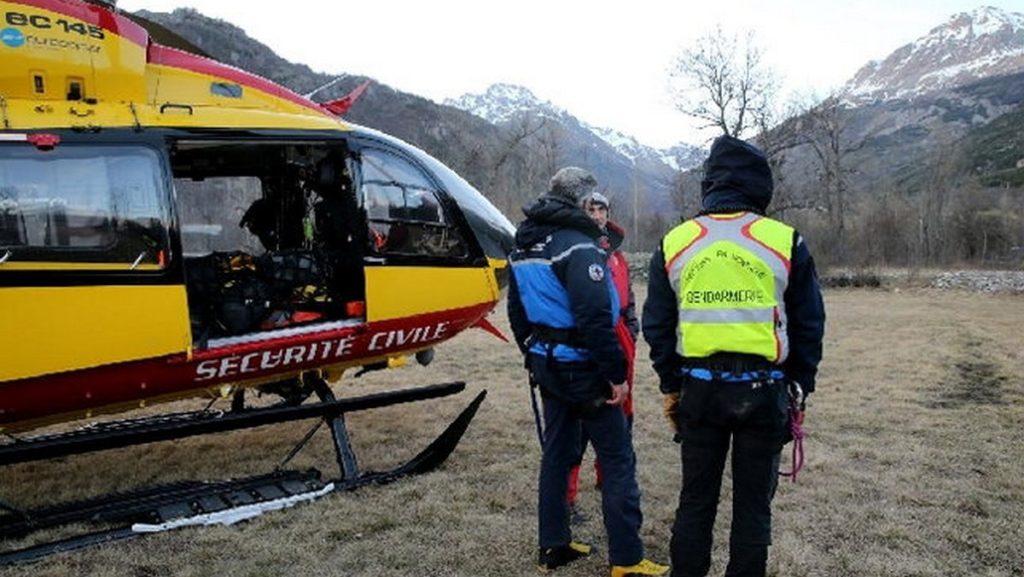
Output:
[171, 139, 367, 347]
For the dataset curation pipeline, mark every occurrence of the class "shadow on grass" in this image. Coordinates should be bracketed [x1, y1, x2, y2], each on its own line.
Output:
[927, 340, 1014, 408]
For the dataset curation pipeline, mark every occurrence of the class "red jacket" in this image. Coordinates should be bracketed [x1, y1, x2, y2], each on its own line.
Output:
[603, 221, 637, 417]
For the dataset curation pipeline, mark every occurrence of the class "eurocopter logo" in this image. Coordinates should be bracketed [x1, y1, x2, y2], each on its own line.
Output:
[1, 28, 25, 48]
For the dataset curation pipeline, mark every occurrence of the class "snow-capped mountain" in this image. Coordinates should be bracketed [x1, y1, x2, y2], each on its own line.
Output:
[844, 6, 1024, 104]
[586, 125, 704, 171]
[446, 83, 702, 170]
[773, 6, 1024, 203]
[446, 83, 566, 124]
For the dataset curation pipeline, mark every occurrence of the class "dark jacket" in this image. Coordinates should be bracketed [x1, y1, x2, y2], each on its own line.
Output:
[642, 136, 825, 394]
[508, 195, 627, 386]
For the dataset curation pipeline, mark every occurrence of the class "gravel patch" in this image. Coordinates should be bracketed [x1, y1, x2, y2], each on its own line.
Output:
[930, 270, 1024, 294]
[624, 252, 1024, 294]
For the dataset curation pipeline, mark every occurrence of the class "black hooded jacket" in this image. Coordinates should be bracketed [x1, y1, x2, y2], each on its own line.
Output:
[507, 195, 627, 386]
[642, 136, 826, 394]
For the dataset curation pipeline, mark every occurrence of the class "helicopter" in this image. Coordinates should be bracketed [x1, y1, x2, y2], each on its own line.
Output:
[0, 0, 515, 557]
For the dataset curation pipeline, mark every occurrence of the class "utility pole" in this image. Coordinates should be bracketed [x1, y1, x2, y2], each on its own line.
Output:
[632, 170, 640, 252]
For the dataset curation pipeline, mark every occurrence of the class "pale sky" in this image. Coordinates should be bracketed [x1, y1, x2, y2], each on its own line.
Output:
[117, 0, 1023, 148]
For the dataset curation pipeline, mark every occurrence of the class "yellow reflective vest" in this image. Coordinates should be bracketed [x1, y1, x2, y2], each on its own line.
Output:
[662, 212, 794, 363]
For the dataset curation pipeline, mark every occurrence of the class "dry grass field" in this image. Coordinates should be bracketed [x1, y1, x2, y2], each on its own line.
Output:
[1, 285, 1022, 577]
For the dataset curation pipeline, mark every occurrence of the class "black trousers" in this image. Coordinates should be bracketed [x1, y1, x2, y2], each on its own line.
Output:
[670, 376, 790, 577]
[529, 355, 644, 566]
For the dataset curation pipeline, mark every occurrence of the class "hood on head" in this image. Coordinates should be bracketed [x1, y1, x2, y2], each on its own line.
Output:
[515, 196, 602, 248]
[700, 135, 773, 214]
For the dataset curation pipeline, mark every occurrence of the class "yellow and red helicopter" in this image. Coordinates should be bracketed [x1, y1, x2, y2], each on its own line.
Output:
[0, 0, 513, 554]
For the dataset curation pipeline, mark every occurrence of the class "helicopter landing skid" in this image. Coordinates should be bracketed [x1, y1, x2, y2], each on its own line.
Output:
[306, 378, 488, 488]
[0, 381, 487, 565]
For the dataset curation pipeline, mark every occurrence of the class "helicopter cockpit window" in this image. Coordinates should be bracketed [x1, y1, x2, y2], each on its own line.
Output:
[360, 149, 466, 259]
[0, 144, 170, 270]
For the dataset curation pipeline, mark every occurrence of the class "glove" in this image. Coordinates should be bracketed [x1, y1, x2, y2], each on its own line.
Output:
[662, 393, 680, 434]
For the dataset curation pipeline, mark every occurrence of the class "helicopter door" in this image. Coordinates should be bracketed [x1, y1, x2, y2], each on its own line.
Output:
[0, 142, 187, 383]
[360, 148, 468, 261]
[355, 147, 496, 324]
[170, 141, 365, 346]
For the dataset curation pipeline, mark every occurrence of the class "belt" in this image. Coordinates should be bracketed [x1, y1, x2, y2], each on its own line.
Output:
[679, 353, 781, 382]
[682, 367, 784, 382]
[679, 352, 774, 373]
[530, 324, 587, 349]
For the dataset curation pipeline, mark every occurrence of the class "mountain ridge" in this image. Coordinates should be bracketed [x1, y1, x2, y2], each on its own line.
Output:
[446, 83, 704, 171]
[844, 6, 1024, 104]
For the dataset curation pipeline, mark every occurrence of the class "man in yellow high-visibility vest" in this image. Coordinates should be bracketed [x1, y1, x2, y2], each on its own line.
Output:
[643, 135, 825, 577]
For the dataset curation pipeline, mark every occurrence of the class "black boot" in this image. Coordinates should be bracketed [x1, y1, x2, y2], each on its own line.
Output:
[724, 543, 768, 577]
[538, 542, 593, 572]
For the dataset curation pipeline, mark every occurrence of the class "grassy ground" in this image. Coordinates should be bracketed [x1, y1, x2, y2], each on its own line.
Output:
[1, 286, 1022, 576]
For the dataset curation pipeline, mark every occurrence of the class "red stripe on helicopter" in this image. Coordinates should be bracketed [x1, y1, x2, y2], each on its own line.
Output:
[8, 0, 149, 46]
[0, 301, 495, 428]
[147, 44, 328, 116]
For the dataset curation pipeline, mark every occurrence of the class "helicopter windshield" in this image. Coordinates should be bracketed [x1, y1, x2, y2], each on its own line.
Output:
[0, 144, 171, 270]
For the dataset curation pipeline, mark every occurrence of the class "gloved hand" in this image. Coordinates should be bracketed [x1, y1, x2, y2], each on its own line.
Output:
[662, 393, 680, 434]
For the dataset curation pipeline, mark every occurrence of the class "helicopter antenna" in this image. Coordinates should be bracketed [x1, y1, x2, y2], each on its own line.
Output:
[304, 75, 349, 100]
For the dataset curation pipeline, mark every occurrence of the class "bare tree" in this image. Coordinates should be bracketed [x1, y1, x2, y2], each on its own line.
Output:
[753, 96, 820, 219]
[668, 26, 778, 139]
[487, 114, 549, 216]
[670, 168, 702, 218]
[797, 95, 859, 262]
[535, 123, 565, 183]
[489, 114, 547, 190]
[914, 130, 968, 266]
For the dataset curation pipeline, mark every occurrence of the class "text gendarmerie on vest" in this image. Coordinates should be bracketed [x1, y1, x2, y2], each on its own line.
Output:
[684, 289, 767, 305]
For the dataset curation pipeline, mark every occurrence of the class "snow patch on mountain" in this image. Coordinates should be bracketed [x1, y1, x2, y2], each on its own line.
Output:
[844, 6, 1024, 104]
[445, 83, 567, 124]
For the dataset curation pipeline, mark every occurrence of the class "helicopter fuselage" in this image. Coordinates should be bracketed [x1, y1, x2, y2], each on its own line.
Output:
[0, 0, 515, 431]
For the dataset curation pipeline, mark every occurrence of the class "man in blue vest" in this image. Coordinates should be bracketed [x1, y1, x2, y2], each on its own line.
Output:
[508, 167, 668, 577]
[643, 136, 825, 577]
